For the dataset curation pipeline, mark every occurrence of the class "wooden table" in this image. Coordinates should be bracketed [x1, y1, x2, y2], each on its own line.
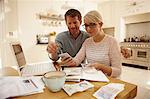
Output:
[0, 67, 137, 99]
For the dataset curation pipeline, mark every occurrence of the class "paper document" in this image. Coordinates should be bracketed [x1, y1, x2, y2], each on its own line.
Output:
[0, 76, 45, 99]
[93, 83, 125, 99]
[21, 62, 56, 76]
[81, 67, 109, 82]
[63, 67, 81, 82]
[63, 81, 94, 96]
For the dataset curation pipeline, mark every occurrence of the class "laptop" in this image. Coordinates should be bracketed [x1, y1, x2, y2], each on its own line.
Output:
[11, 43, 56, 76]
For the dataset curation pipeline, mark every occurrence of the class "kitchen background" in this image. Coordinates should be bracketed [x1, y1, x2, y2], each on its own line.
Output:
[0, 0, 150, 68]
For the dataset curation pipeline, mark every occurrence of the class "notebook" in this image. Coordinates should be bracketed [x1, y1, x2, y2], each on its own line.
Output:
[11, 43, 56, 76]
[63, 67, 109, 82]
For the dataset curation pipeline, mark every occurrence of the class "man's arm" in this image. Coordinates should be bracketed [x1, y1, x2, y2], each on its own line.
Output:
[47, 41, 60, 61]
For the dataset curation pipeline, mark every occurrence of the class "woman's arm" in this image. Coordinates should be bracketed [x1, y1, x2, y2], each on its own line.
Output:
[62, 40, 87, 66]
[73, 41, 86, 66]
[109, 38, 122, 78]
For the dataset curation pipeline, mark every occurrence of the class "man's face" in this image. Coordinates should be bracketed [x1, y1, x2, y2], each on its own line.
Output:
[65, 16, 81, 36]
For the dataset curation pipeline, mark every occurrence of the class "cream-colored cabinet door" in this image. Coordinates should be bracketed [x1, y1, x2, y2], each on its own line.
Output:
[123, 0, 150, 16]
[98, 1, 115, 28]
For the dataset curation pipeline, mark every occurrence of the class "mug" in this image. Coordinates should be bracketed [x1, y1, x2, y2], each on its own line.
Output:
[43, 71, 66, 92]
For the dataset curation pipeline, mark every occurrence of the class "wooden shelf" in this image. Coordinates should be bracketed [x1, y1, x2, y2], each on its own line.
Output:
[38, 14, 64, 21]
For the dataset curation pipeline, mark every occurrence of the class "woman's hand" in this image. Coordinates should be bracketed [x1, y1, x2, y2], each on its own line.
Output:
[121, 47, 132, 58]
[87, 63, 103, 70]
[88, 63, 112, 76]
[60, 56, 76, 66]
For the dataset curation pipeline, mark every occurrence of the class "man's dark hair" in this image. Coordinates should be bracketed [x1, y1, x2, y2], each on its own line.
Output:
[65, 9, 82, 21]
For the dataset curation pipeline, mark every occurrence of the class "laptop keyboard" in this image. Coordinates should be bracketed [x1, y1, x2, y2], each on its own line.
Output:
[21, 62, 56, 76]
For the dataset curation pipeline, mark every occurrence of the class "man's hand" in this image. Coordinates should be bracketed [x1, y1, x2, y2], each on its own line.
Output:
[47, 41, 58, 54]
[53, 62, 62, 71]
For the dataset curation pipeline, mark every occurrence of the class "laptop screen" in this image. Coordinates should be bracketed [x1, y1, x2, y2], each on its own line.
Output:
[12, 44, 26, 67]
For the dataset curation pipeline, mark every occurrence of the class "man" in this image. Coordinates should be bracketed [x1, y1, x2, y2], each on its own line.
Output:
[47, 9, 89, 62]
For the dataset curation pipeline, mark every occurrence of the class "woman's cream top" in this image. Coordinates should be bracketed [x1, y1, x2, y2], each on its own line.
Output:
[74, 35, 122, 78]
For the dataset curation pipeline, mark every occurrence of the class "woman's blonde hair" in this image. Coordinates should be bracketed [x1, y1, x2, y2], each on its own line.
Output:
[84, 10, 103, 23]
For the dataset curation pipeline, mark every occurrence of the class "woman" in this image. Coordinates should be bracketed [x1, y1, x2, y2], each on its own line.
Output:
[62, 10, 122, 78]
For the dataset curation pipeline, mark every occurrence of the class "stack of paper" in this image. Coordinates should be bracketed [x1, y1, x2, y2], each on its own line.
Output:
[63, 67, 109, 82]
[93, 83, 125, 99]
[0, 76, 45, 99]
[63, 81, 94, 96]
[81, 67, 109, 82]
[63, 67, 82, 82]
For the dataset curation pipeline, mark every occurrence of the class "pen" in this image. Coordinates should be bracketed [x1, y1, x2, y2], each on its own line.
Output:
[56, 43, 63, 54]
[30, 79, 38, 88]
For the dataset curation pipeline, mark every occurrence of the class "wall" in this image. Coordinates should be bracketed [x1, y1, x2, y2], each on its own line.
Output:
[0, 0, 19, 67]
[0, 0, 4, 68]
[17, 0, 73, 63]
[124, 12, 150, 38]
[17, 0, 67, 63]
[126, 22, 150, 38]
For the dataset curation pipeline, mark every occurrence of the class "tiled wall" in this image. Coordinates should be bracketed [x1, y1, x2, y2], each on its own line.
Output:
[126, 22, 150, 38]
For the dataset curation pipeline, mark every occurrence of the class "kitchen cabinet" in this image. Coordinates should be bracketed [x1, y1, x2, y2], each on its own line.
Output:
[123, 0, 150, 16]
[98, 1, 116, 28]
[103, 27, 115, 37]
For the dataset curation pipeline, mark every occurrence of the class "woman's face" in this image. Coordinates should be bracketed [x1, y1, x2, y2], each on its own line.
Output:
[83, 19, 101, 37]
